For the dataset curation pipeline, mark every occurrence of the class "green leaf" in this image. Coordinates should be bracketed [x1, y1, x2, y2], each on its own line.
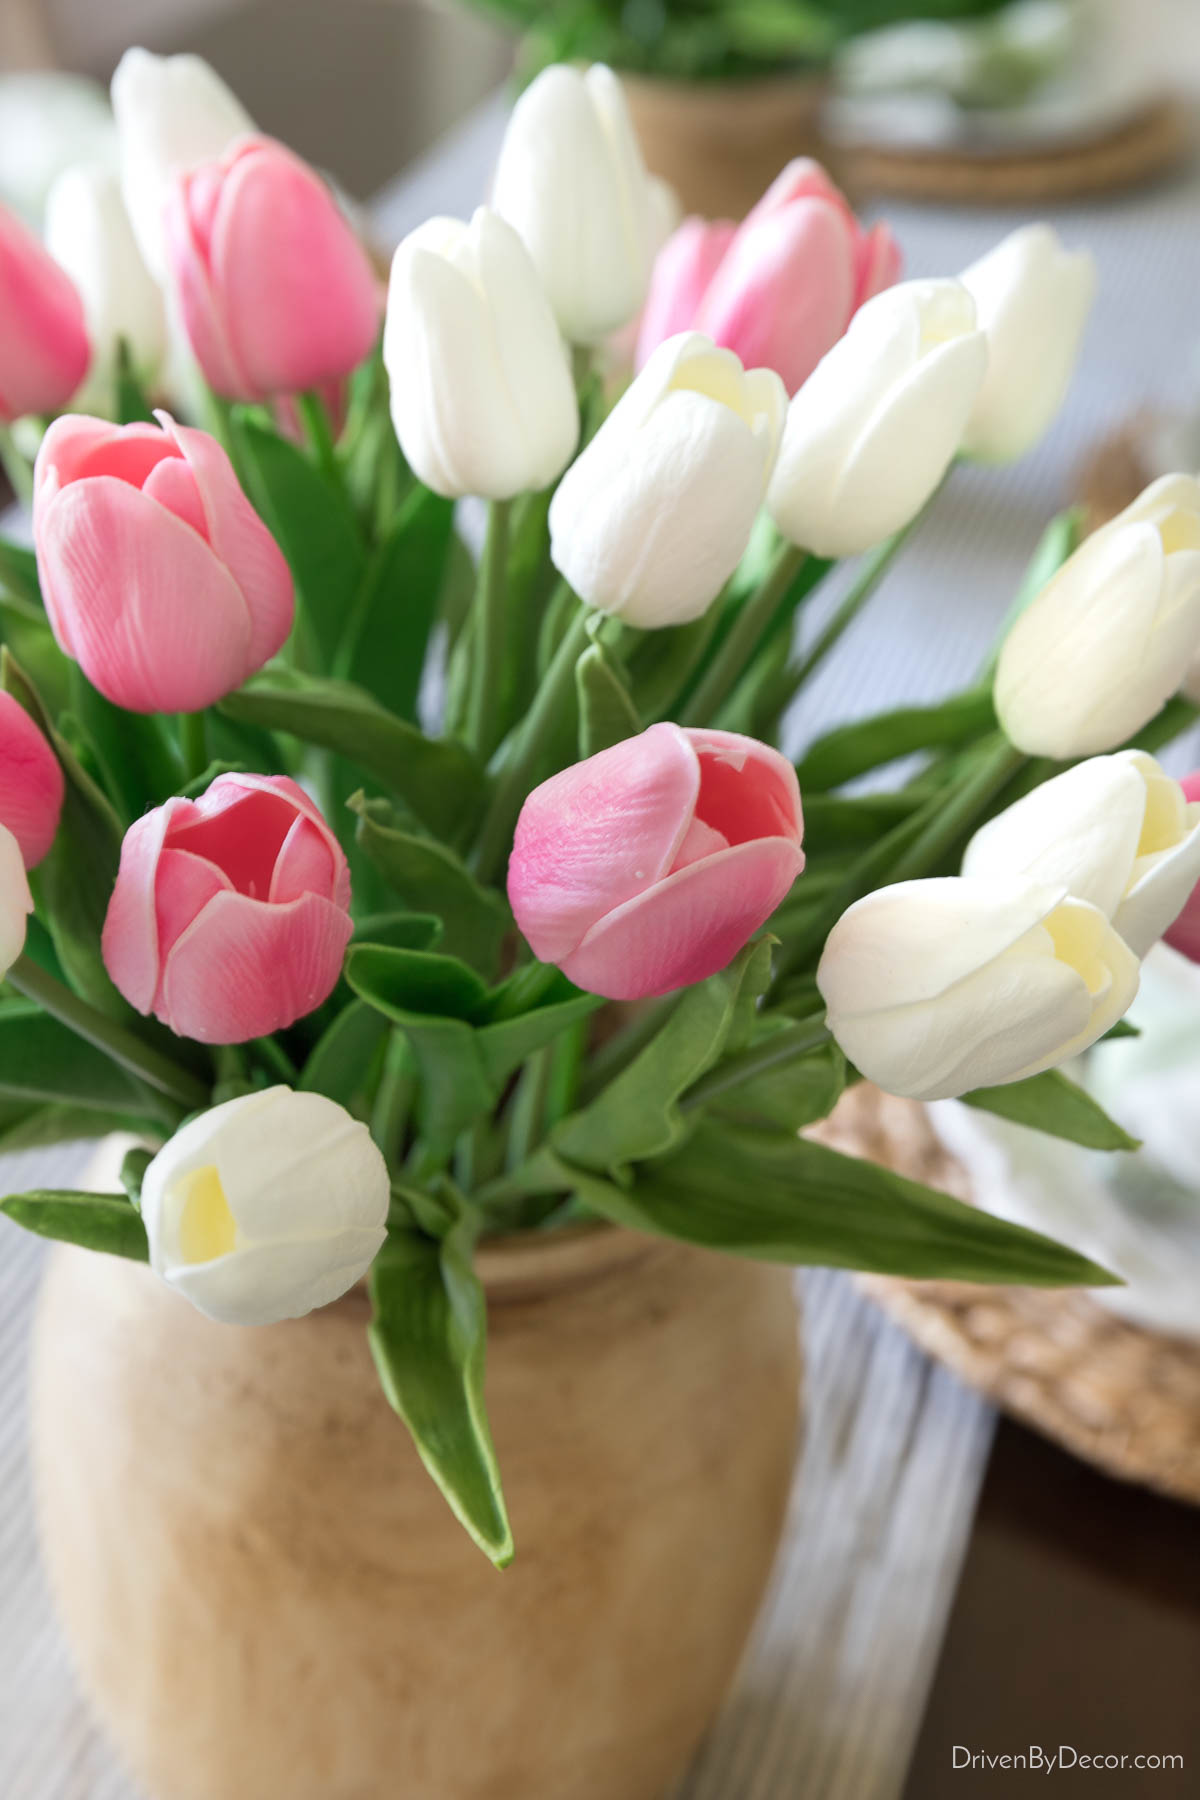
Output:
[962, 1069, 1139, 1152]
[0, 1189, 149, 1260]
[221, 669, 486, 843]
[801, 791, 925, 849]
[2, 649, 126, 1013]
[0, 538, 41, 607]
[475, 981, 603, 1092]
[369, 1214, 513, 1567]
[339, 484, 454, 722]
[575, 640, 641, 757]
[233, 413, 366, 669]
[120, 1146, 154, 1209]
[0, 595, 71, 712]
[347, 944, 491, 1023]
[551, 940, 771, 1175]
[352, 911, 443, 952]
[0, 1002, 157, 1112]
[549, 1118, 1119, 1287]
[298, 998, 390, 1115]
[69, 667, 181, 820]
[351, 792, 510, 977]
[114, 338, 157, 424]
[711, 1033, 846, 1134]
[0, 1098, 157, 1153]
[796, 687, 997, 791]
[982, 506, 1085, 674]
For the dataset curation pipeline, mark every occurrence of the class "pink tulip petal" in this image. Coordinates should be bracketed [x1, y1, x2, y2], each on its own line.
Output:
[36, 477, 255, 712]
[270, 814, 337, 904]
[101, 799, 190, 1013]
[159, 888, 352, 1041]
[153, 847, 233, 972]
[696, 199, 856, 395]
[0, 690, 63, 868]
[742, 158, 850, 231]
[635, 218, 737, 371]
[142, 454, 209, 539]
[208, 139, 380, 397]
[165, 173, 254, 398]
[165, 416, 294, 664]
[508, 722, 700, 963]
[561, 838, 805, 1000]
[169, 785, 300, 900]
[175, 773, 349, 907]
[854, 222, 903, 310]
[685, 728, 804, 846]
[1165, 772, 1200, 961]
[0, 201, 90, 420]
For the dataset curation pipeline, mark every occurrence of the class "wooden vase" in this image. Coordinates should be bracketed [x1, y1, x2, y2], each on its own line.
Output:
[619, 70, 832, 218]
[30, 1222, 801, 1800]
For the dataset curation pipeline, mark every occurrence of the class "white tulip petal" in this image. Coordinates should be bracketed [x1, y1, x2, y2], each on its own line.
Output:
[0, 825, 32, 977]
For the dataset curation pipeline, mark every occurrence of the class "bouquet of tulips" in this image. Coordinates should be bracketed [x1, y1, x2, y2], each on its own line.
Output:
[2, 49, 1199, 1568]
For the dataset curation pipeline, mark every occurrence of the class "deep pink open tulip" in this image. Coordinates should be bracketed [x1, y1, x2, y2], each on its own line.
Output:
[0, 691, 63, 868]
[1165, 772, 1200, 963]
[33, 411, 293, 714]
[637, 159, 901, 396]
[0, 200, 90, 421]
[164, 135, 380, 400]
[102, 773, 352, 1043]
[508, 723, 805, 1000]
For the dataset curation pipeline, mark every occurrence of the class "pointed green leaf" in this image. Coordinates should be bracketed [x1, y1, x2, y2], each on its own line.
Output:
[0, 538, 41, 607]
[0, 1189, 149, 1260]
[962, 1068, 1139, 1152]
[352, 911, 443, 953]
[796, 687, 997, 791]
[711, 1034, 846, 1134]
[351, 792, 510, 977]
[369, 1215, 513, 1567]
[575, 640, 640, 757]
[120, 1147, 154, 1209]
[346, 944, 490, 1023]
[298, 999, 390, 1114]
[69, 667, 181, 820]
[0, 1003, 157, 1112]
[339, 484, 454, 722]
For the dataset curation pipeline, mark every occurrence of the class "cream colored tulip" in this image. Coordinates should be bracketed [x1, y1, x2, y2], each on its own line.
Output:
[491, 63, 660, 345]
[959, 224, 1095, 463]
[817, 874, 1139, 1101]
[963, 751, 1200, 957]
[767, 278, 988, 557]
[140, 1086, 389, 1326]
[0, 825, 32, 978]
[548, 332, 786, 627]
[385, 206, 578, 501]
[995, 474, 1200, 758]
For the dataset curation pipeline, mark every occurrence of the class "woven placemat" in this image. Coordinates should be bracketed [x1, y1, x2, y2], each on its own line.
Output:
[838, 97, 1190, 206]
[809, 1083, 1200, 1506]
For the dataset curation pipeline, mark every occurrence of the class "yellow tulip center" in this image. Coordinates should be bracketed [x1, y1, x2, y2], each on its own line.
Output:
[668, 356, 756, 429]
[1044, 904, 1110, 999]
[177, 1164, 238, 1265]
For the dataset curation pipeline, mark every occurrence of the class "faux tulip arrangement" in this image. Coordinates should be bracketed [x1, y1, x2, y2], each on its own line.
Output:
[3, 48, 1200, 1570]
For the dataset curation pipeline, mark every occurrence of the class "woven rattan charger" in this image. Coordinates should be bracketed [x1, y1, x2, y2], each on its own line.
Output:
[812, 1084, 1200, 1505]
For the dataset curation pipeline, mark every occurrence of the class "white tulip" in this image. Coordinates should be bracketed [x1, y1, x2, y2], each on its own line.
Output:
[962, 751, 1200, 957]
[959, 223, 1095, 464]
[767, 279, 988, 558]
[43, 164, 166, 413]
[140, 1087, 389, 1326]
[491, 63, 659, 345]
[549, 332, 786, 627]
[111, 48, 252, 282]
[385, 206, 578, 501]
[817, 875, 1139, 1101]
[994, 474, 1200, 758]
[0, 825, 32, 978]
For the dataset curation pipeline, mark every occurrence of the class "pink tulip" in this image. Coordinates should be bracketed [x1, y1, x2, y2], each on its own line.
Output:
[164, 135, 381, 401]
[508, 723, 805, 1001]
[1165, 772, 1200, 963]
[0, 691, 63, 868]
[102, 773, 352, 1043]
[636, 159, 902, 396]
[33, 411, 293, 714]
[0, 200, 90, 422]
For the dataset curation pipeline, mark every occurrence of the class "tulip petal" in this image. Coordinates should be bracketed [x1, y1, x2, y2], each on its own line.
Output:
[561, 836, 804, 1000]
[0, 690, 64, 868]
[0, 201, 90, 420]
[165, 1228, 386, 1325]
[153, 847, 233, 971]
[686, 728, 804, 847]
[160, 888, 352, 1042]
[101, 799, 187, 1013]
[635, 218, 737, 370]
[270, 814, 338, 904]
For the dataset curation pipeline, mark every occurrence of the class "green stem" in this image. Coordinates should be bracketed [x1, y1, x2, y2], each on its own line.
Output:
[679, 542, 806, 727]
[475, 605, 593, 885]
[296, 388, 341, 490]
[682, 1016, 832, 1112]
[885, 736, 1026, 885]
[371, 1030, 414, 1169]
[787, 521, 918, 695]
[0, 423, 34, 510]
[465, 498, 511, 762]
[179, 711, 208, 783]
[7, 954, 209, 1113]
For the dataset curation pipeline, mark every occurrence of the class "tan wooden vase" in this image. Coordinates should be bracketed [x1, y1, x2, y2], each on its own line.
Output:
[619, 70, 833, 218]
[30, 1221, 801, 1800]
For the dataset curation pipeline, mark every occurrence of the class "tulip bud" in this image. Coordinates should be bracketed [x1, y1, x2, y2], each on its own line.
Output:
[491, 63, 660, 344]
[1163, 772, 1200, 964]
[994, 475, 1200, 759]
[767, 278, 988, 558]
[959, 224, 1095, 464]
[637, 159, 902, 397]
[962, 751, 1200, 958]
[0, 691, 63, 869]
[111, 48, 253, 282]
[0, 200, 90, 422]
[43, 164, 167, 415]
[549, 333, 786, 627]
[0, 823, 33, 978]
[508, 722, 804, 1000]
[164, 136, 380, 402]
[33, 411, 293, 714]
[384, 207, 578, 501]
[103, 774, 352, 1044]
[140, 1086, 389, 1325]
[817, 875, 1139, 1101]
